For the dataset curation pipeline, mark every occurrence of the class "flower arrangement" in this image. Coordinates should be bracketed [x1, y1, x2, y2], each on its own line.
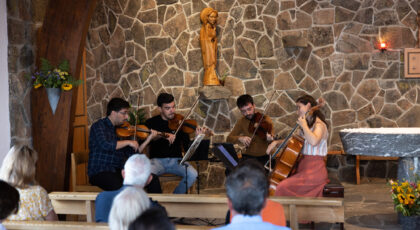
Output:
[389, 178, 420, 216]
[30, 58, 81, 91]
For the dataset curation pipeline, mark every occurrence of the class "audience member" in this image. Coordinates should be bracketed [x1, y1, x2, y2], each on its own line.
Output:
[0, 180, 19, 230]
[128, 207, 174, 230]
[108, 187, 150, 230]
[214, 160, 290, 230]
[96, 154, 164, 223]
[0, 145, 58, 221]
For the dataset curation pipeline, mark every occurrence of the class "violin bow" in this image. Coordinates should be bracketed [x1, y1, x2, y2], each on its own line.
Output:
[173, 96, 200, 137]
[248, 91, 278, 145]
[133, 94, 142, 142]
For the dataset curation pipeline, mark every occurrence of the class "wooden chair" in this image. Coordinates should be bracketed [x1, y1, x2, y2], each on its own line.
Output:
[355, 155, 399, 185]
[71, 151, 102, 192]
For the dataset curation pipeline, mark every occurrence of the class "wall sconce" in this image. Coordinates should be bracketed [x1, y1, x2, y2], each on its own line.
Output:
[379, 41, 387, 52]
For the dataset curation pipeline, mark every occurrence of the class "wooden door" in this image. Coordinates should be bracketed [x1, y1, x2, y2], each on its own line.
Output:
[71, 49, 89, 188]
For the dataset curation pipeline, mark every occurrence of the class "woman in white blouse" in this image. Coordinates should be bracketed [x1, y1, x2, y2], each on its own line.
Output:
[267, 95, 329, 197]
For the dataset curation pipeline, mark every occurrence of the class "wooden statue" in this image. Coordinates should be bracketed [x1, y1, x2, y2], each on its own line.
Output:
[200, 7, 221, 86]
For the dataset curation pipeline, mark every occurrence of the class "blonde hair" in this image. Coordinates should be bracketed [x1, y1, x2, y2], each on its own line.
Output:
[0, 145, 38, 188]
[108, 187, 150, 230]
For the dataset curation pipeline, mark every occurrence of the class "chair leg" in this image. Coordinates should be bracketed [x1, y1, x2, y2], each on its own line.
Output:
[356, 155, 360, 185]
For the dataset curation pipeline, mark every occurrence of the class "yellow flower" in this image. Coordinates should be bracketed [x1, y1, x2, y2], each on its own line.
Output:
[407, 186, 413, 194]
[61, 83, 72, 91]
[407, 194, 415, 205]
[398, 194, 406, 204]
[397, 186, 403, 193]
[34, 83, 42, 89]
[402, 182, 409, 188]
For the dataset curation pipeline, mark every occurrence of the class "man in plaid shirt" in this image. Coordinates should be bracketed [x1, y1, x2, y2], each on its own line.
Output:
[88, 98, 161, 192]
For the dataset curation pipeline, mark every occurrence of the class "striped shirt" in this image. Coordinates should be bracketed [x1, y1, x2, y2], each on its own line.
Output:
[302, 121, 328, 157]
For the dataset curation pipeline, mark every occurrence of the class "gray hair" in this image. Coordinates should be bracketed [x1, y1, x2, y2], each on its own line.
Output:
[225, 160, 268, 216]
[108, 187, 151, 230]
[123, 154, 151, 187]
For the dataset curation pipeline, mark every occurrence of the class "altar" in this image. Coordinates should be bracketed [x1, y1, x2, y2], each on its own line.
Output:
[339, 128, 420, 182]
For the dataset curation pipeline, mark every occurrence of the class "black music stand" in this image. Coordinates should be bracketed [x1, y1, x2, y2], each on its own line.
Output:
[213, 143, 239, 171]
[180, 135, 209, 194]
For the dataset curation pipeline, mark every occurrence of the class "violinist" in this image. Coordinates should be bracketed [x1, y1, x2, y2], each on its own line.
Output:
[266, 95, 329, 197]
[227, 94, 274, 166]
[88, 98, 161, 193]
[146, 93, 206, 194]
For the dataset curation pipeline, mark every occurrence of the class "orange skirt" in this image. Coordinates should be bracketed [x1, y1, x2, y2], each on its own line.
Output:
[274, 155, 328, 197]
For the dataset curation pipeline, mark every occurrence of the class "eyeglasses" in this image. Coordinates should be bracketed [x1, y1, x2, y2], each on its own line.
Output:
[118, 111, 129, 116]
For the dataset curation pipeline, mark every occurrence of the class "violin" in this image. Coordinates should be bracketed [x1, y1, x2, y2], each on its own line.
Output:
[248, 112, 272, 139]
[168, 113, 198, 134]
[116, 121, 168, 139]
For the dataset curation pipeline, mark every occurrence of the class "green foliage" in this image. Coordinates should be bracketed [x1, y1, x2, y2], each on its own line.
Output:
[128, 108, 147, 126]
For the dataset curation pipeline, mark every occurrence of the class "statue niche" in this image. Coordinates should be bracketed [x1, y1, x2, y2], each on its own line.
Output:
[200, 7, 221, 86]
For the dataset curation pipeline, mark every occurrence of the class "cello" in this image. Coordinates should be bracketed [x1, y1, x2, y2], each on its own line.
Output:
[265, 98, 325, 195]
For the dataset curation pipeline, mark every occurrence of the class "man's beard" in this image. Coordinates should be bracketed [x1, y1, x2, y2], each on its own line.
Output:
[246, 113, 254, 120]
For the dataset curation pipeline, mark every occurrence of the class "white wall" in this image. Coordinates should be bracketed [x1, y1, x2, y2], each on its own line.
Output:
[0, 0, 11, 164]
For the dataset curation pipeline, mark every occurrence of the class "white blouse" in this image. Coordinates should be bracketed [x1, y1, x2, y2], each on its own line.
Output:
[302, 121, 328, 157]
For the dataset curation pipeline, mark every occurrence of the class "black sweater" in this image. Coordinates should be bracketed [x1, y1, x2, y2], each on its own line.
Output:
[145, 115, 190, 158]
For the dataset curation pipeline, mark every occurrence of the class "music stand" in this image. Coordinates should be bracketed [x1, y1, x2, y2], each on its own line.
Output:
[213, 143, 239, 171]
[180, 134, 209, 194]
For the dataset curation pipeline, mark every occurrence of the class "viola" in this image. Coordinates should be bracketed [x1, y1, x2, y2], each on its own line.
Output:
[116, 121, 168, 139]
[248, 112, 273, 139]
[168, 113, 198, 134]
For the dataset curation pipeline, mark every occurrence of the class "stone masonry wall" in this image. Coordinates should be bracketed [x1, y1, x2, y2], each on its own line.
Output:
[85, 0, 419, 184]
[7, 0, 48, 145]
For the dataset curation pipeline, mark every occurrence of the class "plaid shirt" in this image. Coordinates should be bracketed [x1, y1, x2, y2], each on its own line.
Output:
[87, 117, 133, 177]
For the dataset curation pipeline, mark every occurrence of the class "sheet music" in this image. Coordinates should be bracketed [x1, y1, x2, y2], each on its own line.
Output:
[180, 134, 205, 165]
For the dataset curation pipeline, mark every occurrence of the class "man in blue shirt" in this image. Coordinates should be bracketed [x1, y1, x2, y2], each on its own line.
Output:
[214, 160, 290, 230]
[95, 154, 164, 223]
[88, 98, 160, 192]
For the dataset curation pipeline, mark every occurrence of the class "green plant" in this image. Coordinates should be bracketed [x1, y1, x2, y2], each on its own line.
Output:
[30, 58, 82, 90]
[388, 177, 420, 216]
[128, 108, 147, 126]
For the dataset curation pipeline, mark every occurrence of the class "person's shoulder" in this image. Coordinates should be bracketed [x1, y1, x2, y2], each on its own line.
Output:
[146, 115, 161, 122]
[263, 222, 290, 230]
[26, 185, 47, 193]
[145, 115, 162, 127]
[96, 189, 121, 202]
[91, 117, 107, 128]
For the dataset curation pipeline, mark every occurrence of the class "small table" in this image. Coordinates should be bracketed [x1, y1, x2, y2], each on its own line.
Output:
[339, 128, 420, 182]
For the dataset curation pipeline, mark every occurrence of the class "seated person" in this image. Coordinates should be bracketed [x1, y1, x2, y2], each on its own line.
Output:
[96, 154, 164, 223]
[0, 145, 58, 221]
[108, 187, 150, 230]
[227, 199, 286, 227]
[214, 160, 290, 230]
[0, 180, 20, 230]
[88, 97, 161, 193]
[128, 207, 174, 230]
[267, 95, 329, 197]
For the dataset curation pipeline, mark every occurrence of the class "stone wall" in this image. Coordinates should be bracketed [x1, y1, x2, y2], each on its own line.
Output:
[85, 0, 419, 184]
[7, 0, 48, 145]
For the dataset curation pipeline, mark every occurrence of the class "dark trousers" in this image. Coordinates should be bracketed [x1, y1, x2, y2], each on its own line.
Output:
[90, 171, 162, 193]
